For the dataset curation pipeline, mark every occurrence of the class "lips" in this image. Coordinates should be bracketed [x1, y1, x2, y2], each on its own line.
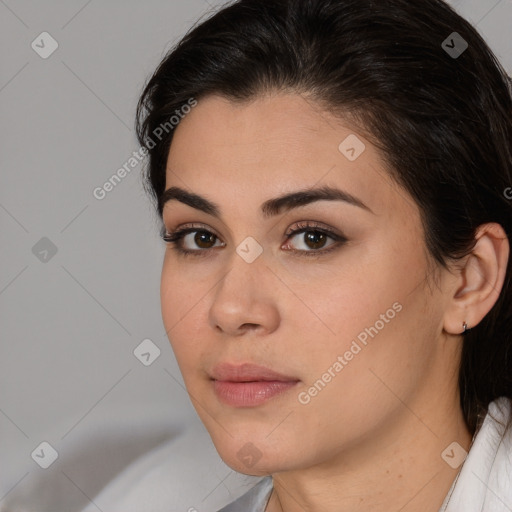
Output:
[209, 362, 299, 382]
[209, 362, 300, 407]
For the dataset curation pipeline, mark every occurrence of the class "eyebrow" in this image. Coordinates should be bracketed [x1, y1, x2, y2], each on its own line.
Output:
[159, 185, 374, 218]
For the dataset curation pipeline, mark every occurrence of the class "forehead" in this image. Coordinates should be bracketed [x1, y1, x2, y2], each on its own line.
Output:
[164, 93, 411, 221]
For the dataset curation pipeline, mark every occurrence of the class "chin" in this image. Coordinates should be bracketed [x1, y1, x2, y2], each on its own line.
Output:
[217, 448, 280, 476]
[207, 429, 299, 476]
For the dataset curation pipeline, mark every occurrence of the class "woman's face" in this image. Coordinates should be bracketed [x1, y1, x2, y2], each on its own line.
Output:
[160, 92, 457, 475]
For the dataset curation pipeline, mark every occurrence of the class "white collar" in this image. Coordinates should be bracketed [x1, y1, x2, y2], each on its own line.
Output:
[439, 396, 512, 511]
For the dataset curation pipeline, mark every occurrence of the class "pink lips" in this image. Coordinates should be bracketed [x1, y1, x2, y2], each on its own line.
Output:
[210, 362, 300, 407]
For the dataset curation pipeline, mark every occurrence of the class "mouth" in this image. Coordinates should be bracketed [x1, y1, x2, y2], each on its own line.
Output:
[209, 362, 300, 407]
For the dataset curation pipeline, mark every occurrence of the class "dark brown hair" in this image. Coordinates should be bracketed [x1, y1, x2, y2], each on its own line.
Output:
[136, 0, 512, 435]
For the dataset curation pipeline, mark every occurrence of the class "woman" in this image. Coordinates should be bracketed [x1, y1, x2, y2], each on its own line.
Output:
[135, 0, 512, 510]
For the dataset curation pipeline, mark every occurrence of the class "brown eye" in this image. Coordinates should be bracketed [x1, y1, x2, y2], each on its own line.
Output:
[194, 230, 217, 248]
[303, 231, 328, 250]
[161, 226, 225, 255]
[285, 229, 336, 252]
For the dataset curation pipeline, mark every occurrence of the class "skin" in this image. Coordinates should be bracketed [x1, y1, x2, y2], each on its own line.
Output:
[159, 92, 509, 512]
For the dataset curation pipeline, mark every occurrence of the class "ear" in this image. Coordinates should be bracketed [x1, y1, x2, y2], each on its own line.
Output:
[443, 222, 509, 335]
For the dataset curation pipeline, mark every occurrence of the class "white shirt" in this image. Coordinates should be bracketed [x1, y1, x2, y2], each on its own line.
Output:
[217, 396, 512, 511]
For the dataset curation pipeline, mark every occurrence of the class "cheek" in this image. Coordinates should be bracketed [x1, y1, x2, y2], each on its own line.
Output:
[160, 260, 206, 367]
[284, 241, 417, 340]
[287, 235, 431, 382]
[288, 287, 436, 454]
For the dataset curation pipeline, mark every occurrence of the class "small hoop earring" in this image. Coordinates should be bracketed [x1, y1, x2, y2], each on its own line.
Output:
[462, 321, 469, 333]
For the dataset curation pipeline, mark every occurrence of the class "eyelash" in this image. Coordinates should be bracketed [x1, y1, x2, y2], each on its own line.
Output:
[161, 221, 348, 259]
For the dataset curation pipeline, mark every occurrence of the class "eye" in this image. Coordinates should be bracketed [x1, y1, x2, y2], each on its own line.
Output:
[286, 229, 331, 251]
[180, 230, 222, 250]
[161, 224, 224, 256]
[282, 221, 347, 257]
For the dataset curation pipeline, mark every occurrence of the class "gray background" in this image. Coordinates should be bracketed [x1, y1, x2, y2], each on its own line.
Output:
[0, 1, 511, 511]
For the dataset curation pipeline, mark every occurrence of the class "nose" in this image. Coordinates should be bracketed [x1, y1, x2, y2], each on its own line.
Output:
[208, 251, 280, 338]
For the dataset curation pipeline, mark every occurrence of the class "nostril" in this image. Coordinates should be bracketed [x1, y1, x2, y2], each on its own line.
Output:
[241, 323, 260, 330]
